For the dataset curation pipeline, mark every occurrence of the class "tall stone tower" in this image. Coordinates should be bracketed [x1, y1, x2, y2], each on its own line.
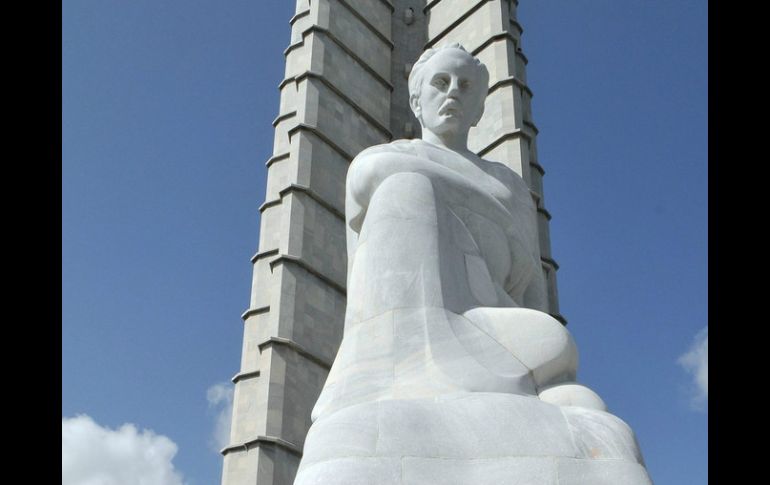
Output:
[221, 1, 563, 483]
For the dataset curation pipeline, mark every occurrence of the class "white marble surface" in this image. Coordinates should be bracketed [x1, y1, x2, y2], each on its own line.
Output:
[294, 45, 651, 484]
[297, 393, 650, 484]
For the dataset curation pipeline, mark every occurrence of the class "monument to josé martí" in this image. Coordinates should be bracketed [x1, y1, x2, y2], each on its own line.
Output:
[221, 2, 652, 484]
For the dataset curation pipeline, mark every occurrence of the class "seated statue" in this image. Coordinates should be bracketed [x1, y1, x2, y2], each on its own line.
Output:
[294, 44, 652, 485]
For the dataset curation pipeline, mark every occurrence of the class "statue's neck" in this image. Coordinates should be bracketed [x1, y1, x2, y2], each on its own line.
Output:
[421, 129, 471, 156]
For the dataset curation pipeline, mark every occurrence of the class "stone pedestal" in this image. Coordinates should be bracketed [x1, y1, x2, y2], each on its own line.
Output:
[297, 393, 650, 485]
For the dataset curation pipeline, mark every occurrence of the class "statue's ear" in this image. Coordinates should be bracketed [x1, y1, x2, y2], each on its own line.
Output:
[471, 103, 485, 127]
[409, 94, 421, 119]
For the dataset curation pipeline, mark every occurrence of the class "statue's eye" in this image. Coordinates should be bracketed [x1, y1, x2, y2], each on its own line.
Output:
[459, 80, 470, 89]
[432, 77, 449, 89]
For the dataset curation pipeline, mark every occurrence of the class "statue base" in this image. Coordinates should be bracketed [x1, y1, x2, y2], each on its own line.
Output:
[295, 392, 651, 485]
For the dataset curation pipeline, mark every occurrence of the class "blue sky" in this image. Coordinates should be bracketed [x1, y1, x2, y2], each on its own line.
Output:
[62, 1, 707, 484]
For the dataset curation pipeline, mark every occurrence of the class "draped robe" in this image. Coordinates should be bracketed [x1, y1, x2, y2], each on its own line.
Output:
[294, 139, 651, 485]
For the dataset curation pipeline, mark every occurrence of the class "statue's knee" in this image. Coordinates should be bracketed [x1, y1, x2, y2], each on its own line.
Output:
[463, 307, 578, 387]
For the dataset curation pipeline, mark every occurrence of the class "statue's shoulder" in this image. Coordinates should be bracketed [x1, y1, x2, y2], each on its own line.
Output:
[479, 157, 520, 181]
[355, 139, 423, 160]
[480, 156, 532, 198]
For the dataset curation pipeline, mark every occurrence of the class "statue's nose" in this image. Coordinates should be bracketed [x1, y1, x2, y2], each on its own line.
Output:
[447, 79, 461, 98]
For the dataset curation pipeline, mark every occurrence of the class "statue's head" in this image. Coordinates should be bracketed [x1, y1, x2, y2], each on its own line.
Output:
[408, 44, 489, 140]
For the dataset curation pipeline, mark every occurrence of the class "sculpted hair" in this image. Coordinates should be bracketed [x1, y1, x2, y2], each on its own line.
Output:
[407, 43, 490, 100]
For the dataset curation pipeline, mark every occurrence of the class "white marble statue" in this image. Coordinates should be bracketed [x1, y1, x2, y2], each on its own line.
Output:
[294, 44, 652, 485]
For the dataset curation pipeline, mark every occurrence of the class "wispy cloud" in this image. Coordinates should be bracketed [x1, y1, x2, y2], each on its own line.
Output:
[207, 382, 234, 452]
[62, 414, 187, 485]
[678, 326, 708, 410]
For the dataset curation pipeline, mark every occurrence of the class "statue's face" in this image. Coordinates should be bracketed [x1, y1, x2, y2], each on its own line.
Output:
[411, 49, 487, 139]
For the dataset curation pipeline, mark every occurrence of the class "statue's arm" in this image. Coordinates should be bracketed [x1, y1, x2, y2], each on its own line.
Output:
[347, 150, 438, 212]
[484, 163, 550, 312]
[346, 148, 515, 235]
[346, 149, 435, 233]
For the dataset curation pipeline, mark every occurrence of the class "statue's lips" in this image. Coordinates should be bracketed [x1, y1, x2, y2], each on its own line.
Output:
[439, 100, 462, 116]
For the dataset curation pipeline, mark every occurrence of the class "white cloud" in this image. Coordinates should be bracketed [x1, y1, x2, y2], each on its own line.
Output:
[207, 382, 234, 452]
[678, 326, 708, 410]
[62, 414, 187, 485]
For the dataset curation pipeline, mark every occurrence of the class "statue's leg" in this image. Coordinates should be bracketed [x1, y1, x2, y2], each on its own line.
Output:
[346, 171, 449, 323]
[313, 172, 453, 417]
[462, 306, 578, 389]
[315, 172, 537, 420]
[347, 169, 509, 322]
[461, 307, 610, 411]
